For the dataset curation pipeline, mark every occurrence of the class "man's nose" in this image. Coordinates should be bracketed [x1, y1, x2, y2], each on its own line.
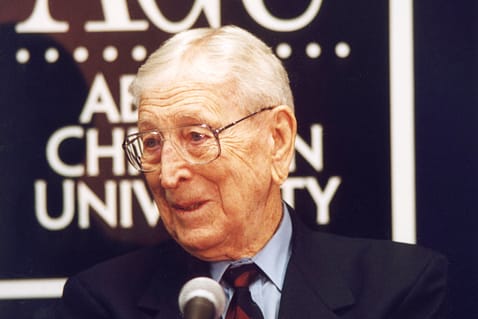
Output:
[159, 141, 192, 189]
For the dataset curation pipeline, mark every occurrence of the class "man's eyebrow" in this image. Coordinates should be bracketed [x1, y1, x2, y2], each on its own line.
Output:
[137, 118, 158, 130]
[137, 113, 216, 130]
[174, 114, 209, 125]
[171, 108, 219, 125]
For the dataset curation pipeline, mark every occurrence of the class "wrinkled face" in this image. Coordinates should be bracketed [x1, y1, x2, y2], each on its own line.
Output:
[138, 82, 283, 261]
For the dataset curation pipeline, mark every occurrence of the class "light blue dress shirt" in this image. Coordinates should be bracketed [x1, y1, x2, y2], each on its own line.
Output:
[210, 204, 293, 318]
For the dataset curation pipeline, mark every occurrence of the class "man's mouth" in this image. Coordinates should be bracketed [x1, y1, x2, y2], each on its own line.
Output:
[171, 201, 205, 212]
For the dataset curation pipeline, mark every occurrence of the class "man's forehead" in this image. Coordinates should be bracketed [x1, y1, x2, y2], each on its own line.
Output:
[139, 80, 235, 109]
[140, 80, 241, 110]
[142, 78, 230, 96]
[137, 85, 242, 127]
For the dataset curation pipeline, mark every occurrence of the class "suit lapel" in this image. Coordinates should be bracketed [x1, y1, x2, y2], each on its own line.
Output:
[279, 209, 355, 318]
[136, 241, 210, 319]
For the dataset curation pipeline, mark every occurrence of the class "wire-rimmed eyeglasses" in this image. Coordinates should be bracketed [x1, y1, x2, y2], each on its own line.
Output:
[123, 106, 276, 172]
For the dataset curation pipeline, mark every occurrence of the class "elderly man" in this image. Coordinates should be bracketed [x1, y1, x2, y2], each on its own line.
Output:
[57, 26, 448, 319]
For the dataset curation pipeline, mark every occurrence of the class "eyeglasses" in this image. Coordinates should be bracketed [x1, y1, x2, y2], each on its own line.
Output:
[123, 106, 276, 172]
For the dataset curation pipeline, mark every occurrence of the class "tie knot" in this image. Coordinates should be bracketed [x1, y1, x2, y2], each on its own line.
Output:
[224, 263, 260, 288]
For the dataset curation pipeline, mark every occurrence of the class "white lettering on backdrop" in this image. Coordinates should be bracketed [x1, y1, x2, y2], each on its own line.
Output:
[16, 0, 322, 33]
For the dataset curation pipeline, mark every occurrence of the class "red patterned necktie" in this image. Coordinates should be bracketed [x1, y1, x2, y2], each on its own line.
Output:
[223, 263, 264, 319]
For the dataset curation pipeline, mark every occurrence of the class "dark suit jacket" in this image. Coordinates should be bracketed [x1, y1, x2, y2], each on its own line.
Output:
[56, 211, 448, 318]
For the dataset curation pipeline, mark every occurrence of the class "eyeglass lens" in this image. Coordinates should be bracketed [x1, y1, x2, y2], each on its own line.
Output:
[125, 125, 220, 171]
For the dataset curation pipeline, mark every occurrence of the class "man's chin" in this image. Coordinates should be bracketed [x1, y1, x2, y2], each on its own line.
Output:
[177, 236, 227, 262]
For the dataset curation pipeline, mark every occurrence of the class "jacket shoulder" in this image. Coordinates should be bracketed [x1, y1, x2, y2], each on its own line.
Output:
[57, 240, 190, 319]
[287, 208, 448, 318]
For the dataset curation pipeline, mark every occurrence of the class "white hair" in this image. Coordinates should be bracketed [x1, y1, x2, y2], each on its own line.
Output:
[129, 25, 294, 112]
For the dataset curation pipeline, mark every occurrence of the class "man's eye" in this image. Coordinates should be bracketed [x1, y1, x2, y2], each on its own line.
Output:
[181, 127, 212, 145]
[143, 136, 161, 149]
[189, 131, 207, 142]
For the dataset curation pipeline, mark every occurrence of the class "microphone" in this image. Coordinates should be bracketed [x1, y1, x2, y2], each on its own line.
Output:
[178, 277, 226, 319]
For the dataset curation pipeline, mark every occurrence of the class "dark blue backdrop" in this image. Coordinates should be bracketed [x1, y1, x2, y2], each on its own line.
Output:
[0, 0, 476, 317]
[414, 1, 478, 317]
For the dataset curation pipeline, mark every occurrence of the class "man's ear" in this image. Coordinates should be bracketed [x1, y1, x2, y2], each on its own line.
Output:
[270, 105, 296, 185]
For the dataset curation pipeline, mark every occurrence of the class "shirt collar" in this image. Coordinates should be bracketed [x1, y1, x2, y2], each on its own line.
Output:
[210, 203, 293, 291]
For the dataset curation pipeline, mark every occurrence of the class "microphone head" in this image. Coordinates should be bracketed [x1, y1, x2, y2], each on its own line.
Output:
[178, 277, 226, 319]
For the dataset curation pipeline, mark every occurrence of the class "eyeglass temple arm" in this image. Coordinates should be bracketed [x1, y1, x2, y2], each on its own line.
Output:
[214, 106, 276, 134]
